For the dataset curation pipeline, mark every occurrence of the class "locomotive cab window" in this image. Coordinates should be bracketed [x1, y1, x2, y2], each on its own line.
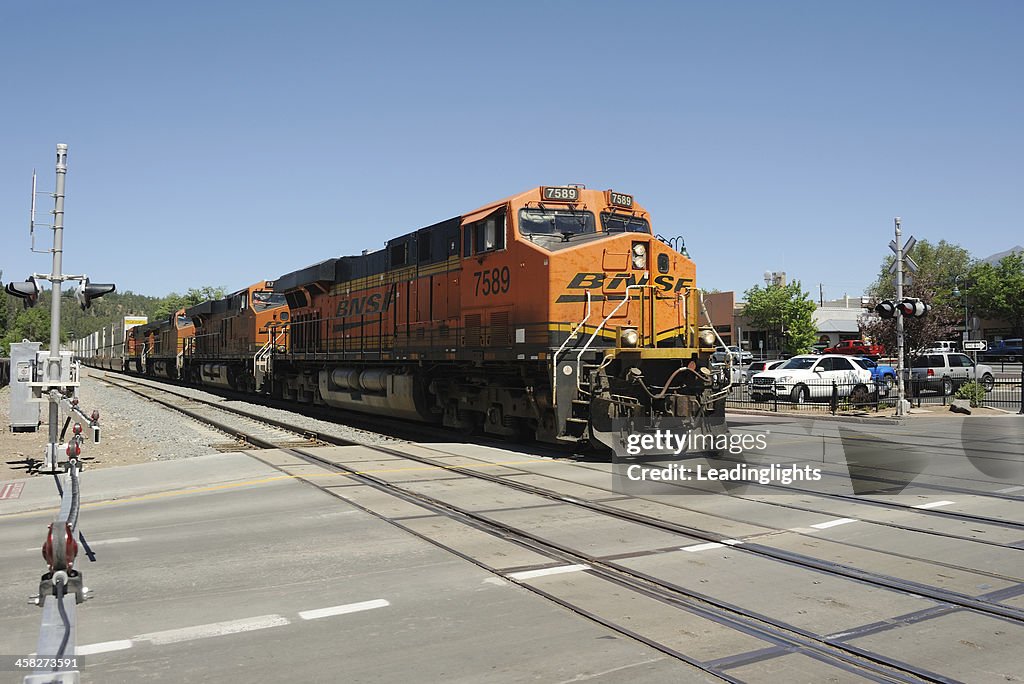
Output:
[600, 212, 650, 234]
[463, 208, 506, 256]
[518, 208, 596, 237]
[252, 290, 287, 312]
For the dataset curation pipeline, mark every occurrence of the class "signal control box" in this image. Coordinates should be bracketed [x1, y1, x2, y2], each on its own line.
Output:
[8, 341, 42, 431]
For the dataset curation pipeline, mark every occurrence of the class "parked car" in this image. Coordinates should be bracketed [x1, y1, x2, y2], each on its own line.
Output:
[908, 353, 996, 396]
[852, 357, 897, 393]
[822, 339, 885, 359]
[749, 354, 877, 404]
[745, 360, 785, 392]
[921, 341, 959, 354]
[711, 345, 753, 364]
[810, 343, 829, 355]
[980, 338, 1022, 363]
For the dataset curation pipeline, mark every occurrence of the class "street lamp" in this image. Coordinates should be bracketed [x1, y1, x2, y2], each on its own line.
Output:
[952, 275, 969, 347]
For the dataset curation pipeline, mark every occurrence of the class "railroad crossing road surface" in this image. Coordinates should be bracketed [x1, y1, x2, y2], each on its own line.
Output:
[1, 431, 1022, 683]
[0, 453, 714, 683]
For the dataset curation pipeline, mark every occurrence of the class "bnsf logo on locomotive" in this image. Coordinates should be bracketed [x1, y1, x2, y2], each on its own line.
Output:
[565, 272, 689, 292]
[335, 290, 393, 317]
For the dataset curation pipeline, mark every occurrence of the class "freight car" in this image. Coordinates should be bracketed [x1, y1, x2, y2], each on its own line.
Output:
[265, 185, 728, 450]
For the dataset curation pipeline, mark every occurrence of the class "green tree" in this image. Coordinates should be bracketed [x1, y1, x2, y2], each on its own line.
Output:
[1, 305, 53, 355]
[742, 281, 818, 356]
[968, 252, 1024, 337]
[152, 286, 225, 321]
[861, 239, 969, 354]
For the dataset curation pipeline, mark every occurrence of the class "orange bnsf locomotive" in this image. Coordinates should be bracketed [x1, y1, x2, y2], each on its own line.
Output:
[266, 185, 728, 450]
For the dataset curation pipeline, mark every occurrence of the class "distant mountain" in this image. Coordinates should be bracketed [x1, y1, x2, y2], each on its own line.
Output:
[982, 245, 1024, 265]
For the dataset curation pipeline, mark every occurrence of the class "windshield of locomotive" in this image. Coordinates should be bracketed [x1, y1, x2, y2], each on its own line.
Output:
[252, 290, 287, 312]
[518, 208, 596, 237]
[177, 315, 192, 329]
[600, 212, 650, 234]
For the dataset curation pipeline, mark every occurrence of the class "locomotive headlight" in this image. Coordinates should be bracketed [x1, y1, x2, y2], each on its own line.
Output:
[631, 242, 647, 269]
[699, 328, 716, 347]
[619, 327, 639, 348]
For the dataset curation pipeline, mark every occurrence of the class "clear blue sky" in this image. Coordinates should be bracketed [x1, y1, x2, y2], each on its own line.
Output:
[2, 1, 1021, 302]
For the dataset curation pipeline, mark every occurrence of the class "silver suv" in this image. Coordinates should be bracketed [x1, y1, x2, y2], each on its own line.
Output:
[908, 353, 995, 396]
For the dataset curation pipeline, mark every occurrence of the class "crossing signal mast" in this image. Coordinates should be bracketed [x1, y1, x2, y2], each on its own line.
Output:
[876, 219, 930, 416]
[4, 144, 116, 683]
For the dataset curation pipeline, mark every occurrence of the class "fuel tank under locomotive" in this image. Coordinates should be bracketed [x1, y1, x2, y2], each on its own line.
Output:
[318, 367, 436, 423]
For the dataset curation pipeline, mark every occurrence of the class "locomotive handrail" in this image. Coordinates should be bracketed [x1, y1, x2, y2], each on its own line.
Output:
[575, 284, 645, 396]
[551, 290, 592, 407]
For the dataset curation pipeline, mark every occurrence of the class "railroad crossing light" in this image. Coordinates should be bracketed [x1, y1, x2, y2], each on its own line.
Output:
[874, 300, 897, 319]
[75, 278, 116, 310]
[5, 276, 39, 308]
[898, 298, 931, 318]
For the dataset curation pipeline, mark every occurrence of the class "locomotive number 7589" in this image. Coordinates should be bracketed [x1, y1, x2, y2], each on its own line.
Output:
[474, 267, 511, 296]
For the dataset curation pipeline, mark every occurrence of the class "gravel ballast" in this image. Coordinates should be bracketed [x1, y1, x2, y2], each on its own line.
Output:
[1, 367, 404, 482]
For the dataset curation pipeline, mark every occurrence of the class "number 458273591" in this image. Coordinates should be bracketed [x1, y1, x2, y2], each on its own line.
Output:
[474, 267, 510, 296]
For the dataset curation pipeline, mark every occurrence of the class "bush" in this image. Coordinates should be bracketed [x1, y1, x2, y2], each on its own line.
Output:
[955, 381, 986, 408]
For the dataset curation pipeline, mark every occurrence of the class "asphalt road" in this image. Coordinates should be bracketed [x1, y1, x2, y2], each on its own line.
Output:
[0, 453, 713, 684]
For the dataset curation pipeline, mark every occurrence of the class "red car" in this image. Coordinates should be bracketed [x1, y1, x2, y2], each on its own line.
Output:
[822, 339, 885, 359]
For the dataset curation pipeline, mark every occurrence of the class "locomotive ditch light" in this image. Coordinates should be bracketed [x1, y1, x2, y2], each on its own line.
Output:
[699, 327, 717, 347]
[631, 242, 647, 270]
[5, 276, 39, 308]
[75, 277, 116, 310]
[618, 327, 640, 348]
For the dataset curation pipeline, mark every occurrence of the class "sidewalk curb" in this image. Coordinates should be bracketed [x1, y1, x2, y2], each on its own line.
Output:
[727, 408, 906, 425]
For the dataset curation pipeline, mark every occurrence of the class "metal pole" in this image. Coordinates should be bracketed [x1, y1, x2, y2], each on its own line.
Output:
[47, 145, 68, 450]
[894, 218, 907, 416]
[1019, 368, 1023, 415]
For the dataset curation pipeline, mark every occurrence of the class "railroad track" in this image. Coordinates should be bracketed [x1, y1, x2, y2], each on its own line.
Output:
[100, 372, 1023, 681]
[101, 375, 330, 451]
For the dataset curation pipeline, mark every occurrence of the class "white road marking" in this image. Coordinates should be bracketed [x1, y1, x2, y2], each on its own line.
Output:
[508, 564, 590, 580]
[681, 539, 744, 553]
[995, 486, 1024, 494]
[912, 500, 955, 509]
[77, 640, 133, 655]
[810, 518, 858, 530]
[787, 527, 821, 534]
[298, 599, 389, 620]
[134, 614, 290, 645]
[681, 542, 725, 552]
[25, 536, 140, 553]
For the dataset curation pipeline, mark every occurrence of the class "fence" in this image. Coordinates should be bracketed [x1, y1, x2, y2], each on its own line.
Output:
[729, 378, 897, 415]
[905, 371, 1023, 412]
[729, 371, 1024, 415]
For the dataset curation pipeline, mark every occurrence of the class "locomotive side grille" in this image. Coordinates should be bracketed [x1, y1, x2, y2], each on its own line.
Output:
[464, 313, 482, 347]
[489, 311, 510, 346]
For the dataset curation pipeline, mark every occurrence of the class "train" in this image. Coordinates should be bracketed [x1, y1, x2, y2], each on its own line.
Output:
[73, 185, 730, 452]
